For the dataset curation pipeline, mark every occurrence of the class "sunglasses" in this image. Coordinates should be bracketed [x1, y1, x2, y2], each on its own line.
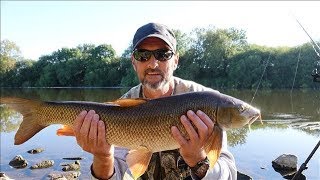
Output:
[133, 49, 174, 62]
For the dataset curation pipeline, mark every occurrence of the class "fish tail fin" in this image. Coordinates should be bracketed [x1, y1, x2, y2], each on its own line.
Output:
[0, 97, 47, 145]
[204, 125, 222, 168]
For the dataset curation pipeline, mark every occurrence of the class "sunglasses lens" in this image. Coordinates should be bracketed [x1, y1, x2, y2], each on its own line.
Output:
[133, 49, 174, 61]
[133, 50, 152, 61]
[154, 50, 174, 61]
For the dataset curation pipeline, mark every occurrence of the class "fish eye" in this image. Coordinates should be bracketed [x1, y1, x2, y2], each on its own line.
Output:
[238, 105, 246, 113]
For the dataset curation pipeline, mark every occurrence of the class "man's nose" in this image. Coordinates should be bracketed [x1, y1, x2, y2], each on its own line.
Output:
[147, 55, 159, 69]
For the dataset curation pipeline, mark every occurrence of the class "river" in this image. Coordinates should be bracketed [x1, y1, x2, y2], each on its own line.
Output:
[0, 88, 319, 179]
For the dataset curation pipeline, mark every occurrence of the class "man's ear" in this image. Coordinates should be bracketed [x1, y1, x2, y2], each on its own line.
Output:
[174, 53, 179, 70]
[131, 56, 137, 71]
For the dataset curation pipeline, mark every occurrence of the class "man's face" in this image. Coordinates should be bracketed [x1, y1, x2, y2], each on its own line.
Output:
[131, 37, 179, 90]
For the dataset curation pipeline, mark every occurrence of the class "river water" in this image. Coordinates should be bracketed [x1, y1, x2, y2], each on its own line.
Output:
[0, 88, 319, 179]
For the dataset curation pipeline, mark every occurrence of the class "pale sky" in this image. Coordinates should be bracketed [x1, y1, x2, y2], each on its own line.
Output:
[1, 1, 319, 60]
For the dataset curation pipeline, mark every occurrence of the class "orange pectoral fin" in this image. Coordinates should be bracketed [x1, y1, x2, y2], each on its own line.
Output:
[204, 126, 222, 168]
[126, 146, 153, 180]
[105, 98, 148, 107]
[57, 125, 75, 136]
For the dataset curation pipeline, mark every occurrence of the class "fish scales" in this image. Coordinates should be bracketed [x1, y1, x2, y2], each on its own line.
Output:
[100, 92, 218, 152]
[34, 92, 218, 152]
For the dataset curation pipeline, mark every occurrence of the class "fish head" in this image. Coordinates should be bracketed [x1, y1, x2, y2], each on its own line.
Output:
[216, 94, 261, 130]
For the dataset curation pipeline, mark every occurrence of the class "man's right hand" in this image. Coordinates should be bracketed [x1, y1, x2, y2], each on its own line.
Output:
[74, 110, 115, 179]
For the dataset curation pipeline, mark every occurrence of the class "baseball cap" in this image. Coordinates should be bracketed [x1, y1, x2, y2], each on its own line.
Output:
[132, 23, 177, 53]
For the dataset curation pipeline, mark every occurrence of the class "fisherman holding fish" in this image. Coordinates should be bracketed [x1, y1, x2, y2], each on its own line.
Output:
[0, 23, 260, 179]
[74, 23, 237, 180]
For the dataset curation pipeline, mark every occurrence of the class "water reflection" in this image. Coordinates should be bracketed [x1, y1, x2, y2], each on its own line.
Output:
[0, 106, 22, 133]
[1, 87, 130, 102]
[223, 89, 319, 121]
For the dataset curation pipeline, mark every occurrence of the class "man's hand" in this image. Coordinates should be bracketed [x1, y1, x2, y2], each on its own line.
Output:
[171, 110, 215, 167]
[73, 110, 114, 179]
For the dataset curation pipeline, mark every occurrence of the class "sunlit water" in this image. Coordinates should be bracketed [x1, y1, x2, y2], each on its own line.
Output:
[1, 125, 93, 179]
[0, 88, 319, 179]
[230, 127, 319, 179]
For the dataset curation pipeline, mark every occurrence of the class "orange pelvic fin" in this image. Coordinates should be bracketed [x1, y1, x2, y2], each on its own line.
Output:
[57, 125, 75, 136]
[0, 97, 47, 145]
[105, 98, 148, 107]
[126, 146, 153, 179]
[204, 126, 222, 168]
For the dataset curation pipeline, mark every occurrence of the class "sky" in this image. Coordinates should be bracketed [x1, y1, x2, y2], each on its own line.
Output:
[1, 1, 320, 60]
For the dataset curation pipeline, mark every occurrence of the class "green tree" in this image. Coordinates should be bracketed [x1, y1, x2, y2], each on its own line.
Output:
[227, 45, 273, 89]
[0, 39, 22, 74]
[13, 59, 36, 87]
[84, 44, 118, 86]
[177, 26, 248, 88]
[119, 46, 139, 87]
[173, 29, 191, 57]
[0, 40, 22, 86]
[38, 64, 59, 87]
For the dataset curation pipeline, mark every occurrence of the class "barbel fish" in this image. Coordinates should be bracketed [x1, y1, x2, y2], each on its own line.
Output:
[0, 91, 261, 179]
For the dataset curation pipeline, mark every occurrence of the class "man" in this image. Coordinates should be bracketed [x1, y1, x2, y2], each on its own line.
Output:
[73, 22, 237, 180]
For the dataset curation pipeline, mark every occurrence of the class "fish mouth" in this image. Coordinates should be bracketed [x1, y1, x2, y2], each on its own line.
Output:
[248, 112, 262, 125]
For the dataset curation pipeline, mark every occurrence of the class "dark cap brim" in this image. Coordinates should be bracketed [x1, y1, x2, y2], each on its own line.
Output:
[133, 34, 176, 53]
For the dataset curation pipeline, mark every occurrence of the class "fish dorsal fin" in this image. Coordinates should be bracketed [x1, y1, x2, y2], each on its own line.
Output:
[204, 126, 223, 168]
[126, 146, 153, 179]
[57, 125, 75, 136]
[105, 98, 148, 107]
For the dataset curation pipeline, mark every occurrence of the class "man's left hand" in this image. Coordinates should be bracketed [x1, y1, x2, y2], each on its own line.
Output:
[171, 110, 215, 167]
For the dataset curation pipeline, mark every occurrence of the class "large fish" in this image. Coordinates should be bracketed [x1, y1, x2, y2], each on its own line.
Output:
[0, 91, 261, 179]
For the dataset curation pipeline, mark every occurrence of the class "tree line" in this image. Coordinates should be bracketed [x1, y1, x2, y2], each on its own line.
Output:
[1, 26, 319, 89]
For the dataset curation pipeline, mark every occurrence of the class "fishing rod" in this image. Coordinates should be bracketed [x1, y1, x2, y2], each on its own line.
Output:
[291, 139, 320, 180]
[290, 16, 320, 180]
[295, 18, 320, 82]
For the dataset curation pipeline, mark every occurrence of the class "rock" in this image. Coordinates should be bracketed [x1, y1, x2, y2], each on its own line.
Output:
[62, 157, 83, 160]
[272, 154, 297, 170]
[272, 154, 298, 177]
[0, 172, 13, 180]
[47, 171, 81, 180]
[61, 161, 80, 171]
[9, 155, 28, 169]
[27, 148, 44, 154]
[260, 166, 267, 170]
[237, 171, 253, 180]
[30, 160, 54, 169]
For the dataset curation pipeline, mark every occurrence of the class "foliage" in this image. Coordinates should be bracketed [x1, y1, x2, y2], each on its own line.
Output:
[175, 26, 249, 88]
[0, 40, 21, 73]
[1, 28, 319, 89]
